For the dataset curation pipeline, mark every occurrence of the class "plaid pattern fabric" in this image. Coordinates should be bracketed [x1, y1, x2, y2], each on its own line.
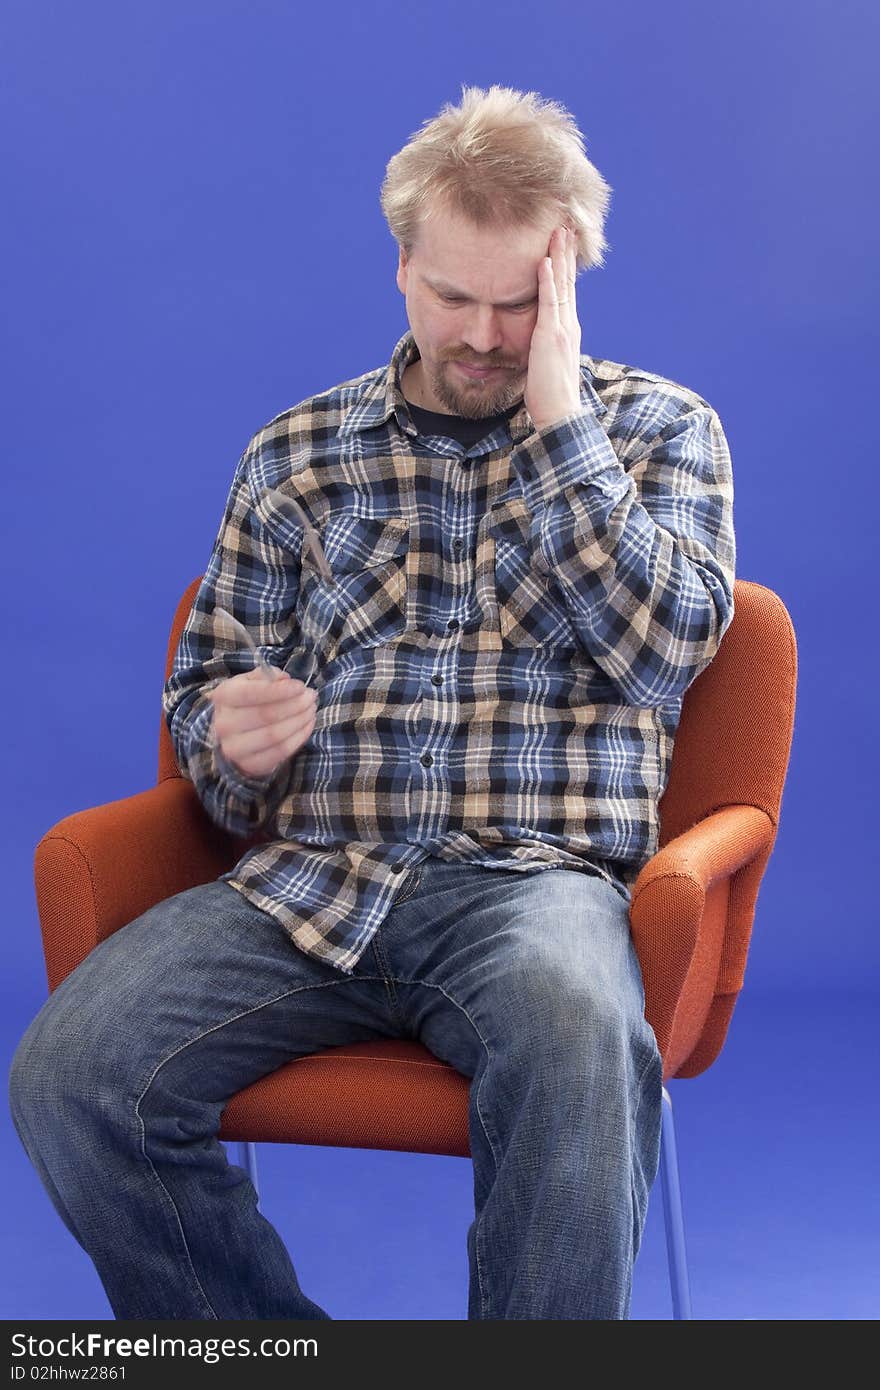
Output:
[163, 329, 736, 974]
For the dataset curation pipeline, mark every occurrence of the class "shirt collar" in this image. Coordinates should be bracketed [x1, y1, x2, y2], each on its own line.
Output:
[337, 329, 607, 445]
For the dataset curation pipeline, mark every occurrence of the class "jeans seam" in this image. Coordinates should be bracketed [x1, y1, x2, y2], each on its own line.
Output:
[134, 976, 390, 1320]
[628, 1036, 663, 1269]
[386, 975, 499, 1320]
[374, 866, 422, 1024]
[369, 931, 404, 1021]
[390, 865, 422, 907]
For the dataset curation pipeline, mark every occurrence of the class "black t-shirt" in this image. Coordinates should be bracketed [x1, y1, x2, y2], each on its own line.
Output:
[407, 398, 521, 450]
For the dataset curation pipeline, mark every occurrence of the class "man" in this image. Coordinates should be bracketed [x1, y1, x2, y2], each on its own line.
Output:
[9, 84, 735, 1320]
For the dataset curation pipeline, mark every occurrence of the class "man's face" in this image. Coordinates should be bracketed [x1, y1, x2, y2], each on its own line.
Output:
[396, 204, 557, 419]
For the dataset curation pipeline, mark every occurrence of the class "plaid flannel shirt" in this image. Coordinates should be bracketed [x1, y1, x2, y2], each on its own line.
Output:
[162, 329, 736, 974]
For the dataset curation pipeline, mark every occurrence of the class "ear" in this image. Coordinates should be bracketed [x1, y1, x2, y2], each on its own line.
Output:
[396, 244, 409, 296]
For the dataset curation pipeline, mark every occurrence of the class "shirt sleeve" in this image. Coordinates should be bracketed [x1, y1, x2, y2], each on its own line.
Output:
[512, 403, 736, 706]
[162, 443, 302, 836]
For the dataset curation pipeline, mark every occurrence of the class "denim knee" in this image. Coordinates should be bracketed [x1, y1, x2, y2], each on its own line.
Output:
[9, 1008, 59, 1138]
[8, 989, 123, 1140]
[501, 962, 640, 1053]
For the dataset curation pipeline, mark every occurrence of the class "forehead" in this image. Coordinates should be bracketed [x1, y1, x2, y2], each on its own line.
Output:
[415, 205, 553, 277]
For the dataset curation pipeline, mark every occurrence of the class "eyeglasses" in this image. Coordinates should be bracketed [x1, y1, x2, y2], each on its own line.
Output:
[211, 607, 277, 682]
[211, 486, 338, 691]
[205, 605, 276, 757]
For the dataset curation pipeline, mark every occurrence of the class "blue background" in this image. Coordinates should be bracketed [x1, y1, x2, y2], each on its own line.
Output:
[2, 0, 877, 1320]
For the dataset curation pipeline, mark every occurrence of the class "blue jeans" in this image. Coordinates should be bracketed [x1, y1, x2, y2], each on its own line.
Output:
[8, 859, 662, 1320]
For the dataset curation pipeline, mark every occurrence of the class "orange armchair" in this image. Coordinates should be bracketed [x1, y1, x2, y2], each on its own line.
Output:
[32, 577, 797, 1319]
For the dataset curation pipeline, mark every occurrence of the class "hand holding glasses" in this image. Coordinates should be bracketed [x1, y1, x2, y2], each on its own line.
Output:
[202, 488, 330, 769]
[203, 646, 319, 775]
[208, 485, 336, 711]
[261, 486, 337, 686]
[206, 606, 319, 770]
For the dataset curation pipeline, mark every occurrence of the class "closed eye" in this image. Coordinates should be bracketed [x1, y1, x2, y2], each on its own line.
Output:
[439, 293, 534, 311]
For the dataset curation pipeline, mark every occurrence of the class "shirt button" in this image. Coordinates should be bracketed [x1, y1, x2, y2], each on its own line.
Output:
[431, 674, 443, 686]
[452, 539, 464, 552]
[391, 863, 405, 874]
[420, 753, 433, 767]
[447, 618, 459, 631]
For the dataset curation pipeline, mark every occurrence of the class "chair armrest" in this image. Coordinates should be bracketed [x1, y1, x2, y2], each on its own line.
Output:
[629, 803, 773, 1078]
[34, 777, 257, 992]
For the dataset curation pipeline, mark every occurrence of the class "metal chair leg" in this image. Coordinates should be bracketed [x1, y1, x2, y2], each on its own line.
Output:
[235, 1141, 261, 1207]
[660, 1084, 693, 1319]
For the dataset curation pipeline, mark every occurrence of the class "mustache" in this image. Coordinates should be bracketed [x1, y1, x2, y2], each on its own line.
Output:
[449, 357, 511, 369]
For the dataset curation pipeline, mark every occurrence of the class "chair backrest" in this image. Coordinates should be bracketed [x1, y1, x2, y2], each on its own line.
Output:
[657, 578, 796, 848]
[158, 576, 797, 867]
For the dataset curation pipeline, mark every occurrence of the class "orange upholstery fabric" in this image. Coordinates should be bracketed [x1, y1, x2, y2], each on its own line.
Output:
[33, 579, 796, 1152]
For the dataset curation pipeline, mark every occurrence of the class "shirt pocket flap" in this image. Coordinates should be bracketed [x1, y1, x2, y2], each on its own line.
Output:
[486, 496, 532, 548]
[310, 514, 410, 576]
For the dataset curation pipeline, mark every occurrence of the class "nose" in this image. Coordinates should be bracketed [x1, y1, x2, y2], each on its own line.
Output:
[460, 307, 505, 360]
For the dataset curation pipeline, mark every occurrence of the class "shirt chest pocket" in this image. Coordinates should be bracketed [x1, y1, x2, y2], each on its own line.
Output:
[298, 512, 410, 656]
[482, 498, 578, 652]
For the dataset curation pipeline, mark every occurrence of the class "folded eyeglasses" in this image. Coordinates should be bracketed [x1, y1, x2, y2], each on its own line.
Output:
[212, 486, 337, 690]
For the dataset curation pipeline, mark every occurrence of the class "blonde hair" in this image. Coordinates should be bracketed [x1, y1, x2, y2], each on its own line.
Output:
[379, 83, 613, 274]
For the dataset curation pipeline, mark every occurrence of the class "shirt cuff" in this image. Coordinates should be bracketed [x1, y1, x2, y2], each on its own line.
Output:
[192, 697, 278, 800]
[514, 408, 626, 511]
[211, 741, 279, 799]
